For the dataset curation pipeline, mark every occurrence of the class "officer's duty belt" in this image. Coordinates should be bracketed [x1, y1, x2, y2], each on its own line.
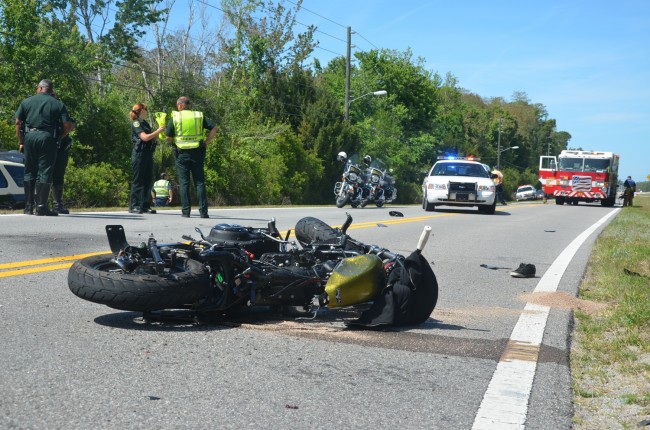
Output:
[26, 127, 55, 134]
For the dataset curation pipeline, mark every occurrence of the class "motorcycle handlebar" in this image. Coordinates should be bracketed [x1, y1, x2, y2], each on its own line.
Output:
[417, 226, 432, 252]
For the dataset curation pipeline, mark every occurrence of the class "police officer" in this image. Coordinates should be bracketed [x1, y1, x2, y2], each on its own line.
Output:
[129, 103, 164, 214]
[51, 91, 75, 214]
[165, 96, 217, 218]
[151, 172, 173, 207]
[491, 165, 507, 205]
[15, 79, 74, 216]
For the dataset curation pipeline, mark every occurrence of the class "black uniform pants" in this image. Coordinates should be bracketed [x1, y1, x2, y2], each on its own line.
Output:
[129, 147, 154, 211]
[23, 131, 57, 184]
[175, 147, 207, 216]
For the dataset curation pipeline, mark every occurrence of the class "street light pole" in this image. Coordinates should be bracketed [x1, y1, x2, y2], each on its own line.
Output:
[345, 90, 387, 121]
[497, 117, 503, 168]
[344, 26, 352, 121]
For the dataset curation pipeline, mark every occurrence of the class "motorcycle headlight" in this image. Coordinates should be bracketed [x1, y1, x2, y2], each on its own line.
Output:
[371, 174, 380, 183]
[348, 172, 358, 182]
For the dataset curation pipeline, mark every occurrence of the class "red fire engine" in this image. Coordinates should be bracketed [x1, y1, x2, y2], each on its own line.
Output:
[539, 150, 619, 206]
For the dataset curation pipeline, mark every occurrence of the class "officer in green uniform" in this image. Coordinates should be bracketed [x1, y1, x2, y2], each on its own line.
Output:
[165, 96, 217, 218]
[129, 103, 165, 214]
[15, 79, 74, 216]
[51, 93, 76, 214]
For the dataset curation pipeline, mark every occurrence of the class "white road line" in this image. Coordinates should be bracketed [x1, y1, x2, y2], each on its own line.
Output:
[472, 208, 620, 430]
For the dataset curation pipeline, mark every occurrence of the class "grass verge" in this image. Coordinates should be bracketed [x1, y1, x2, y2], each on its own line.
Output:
[572, 194, 650, 429]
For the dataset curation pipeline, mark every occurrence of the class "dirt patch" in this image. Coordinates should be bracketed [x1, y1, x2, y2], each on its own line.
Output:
[433, 306, 522, 324]
[519, 291, 607, 315]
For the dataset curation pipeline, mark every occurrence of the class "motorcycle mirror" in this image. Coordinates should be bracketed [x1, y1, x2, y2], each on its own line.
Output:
[195, 226, 207, 241]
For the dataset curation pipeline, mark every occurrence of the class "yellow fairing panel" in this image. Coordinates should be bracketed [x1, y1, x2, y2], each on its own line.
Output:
[325, 254, 383, 307]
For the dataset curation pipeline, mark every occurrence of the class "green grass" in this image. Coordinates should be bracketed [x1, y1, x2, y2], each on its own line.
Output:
[572, 195, 650, 429]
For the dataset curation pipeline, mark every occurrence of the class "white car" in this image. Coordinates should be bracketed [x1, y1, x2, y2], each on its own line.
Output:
[515, 185, 537, 201]
[0, 151, 25, 209]
[422, 157, 497, 214]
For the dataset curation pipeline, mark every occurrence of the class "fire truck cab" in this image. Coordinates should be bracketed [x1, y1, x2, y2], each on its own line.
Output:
[539, 150, 619, 207]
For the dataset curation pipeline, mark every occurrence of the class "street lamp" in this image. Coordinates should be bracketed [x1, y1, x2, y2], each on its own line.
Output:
[344, 90, 387, 121]
[498, 145, 519, 168]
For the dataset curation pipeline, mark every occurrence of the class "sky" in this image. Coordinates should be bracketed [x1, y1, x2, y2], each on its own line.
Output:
[163, 0, 650, 182]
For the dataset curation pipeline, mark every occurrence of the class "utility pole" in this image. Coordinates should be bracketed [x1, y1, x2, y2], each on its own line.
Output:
[344, 26, 351, 121]
[497, 117, 503, 168]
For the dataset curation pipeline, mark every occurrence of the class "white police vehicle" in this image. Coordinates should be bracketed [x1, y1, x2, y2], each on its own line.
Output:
[0, 150, 25, 209]
[422, 156, 497, 214]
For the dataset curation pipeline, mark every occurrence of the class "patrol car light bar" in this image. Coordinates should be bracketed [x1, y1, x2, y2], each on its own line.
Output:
[437, 155, 481, 161]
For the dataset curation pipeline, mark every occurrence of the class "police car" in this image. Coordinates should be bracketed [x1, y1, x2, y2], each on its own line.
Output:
[422, 156, 497, 214]
[0, 150, 25, 209]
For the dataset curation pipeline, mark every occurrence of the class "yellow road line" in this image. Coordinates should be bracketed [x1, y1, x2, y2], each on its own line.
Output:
[0, 251, 108, 270]
[0, 262, 75, 278]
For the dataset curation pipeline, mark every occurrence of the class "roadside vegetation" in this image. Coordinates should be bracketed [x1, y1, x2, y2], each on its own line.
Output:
[572, 194, 650, 428]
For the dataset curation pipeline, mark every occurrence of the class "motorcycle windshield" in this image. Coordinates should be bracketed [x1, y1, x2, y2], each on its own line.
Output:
[347, 154, 361, 166]
[369, 158, 387, 172]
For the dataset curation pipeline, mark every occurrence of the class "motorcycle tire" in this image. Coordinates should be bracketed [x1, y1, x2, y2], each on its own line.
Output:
[336, 194, 349, 208]
[68, 253, 211, 311]
[294, 217, 342, 247]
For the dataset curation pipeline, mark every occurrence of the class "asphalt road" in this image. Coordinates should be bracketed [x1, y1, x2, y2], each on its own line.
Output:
[0, 201, 620, 429]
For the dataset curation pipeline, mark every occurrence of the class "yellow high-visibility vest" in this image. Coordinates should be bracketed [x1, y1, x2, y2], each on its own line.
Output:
[172, 110, 204, 149]
[152, 179, 170, 197]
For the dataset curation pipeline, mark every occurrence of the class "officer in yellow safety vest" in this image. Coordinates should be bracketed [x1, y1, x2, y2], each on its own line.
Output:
[151, 172, 173, 207]
[165, 96, 217, 218]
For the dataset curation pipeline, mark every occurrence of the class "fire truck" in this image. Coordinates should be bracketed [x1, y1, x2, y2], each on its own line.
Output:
[539, 150, 619, 206]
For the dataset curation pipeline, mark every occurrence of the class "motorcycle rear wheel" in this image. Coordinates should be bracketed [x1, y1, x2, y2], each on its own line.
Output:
[68, 254, 210, 311]
[294, 217, 342, 246]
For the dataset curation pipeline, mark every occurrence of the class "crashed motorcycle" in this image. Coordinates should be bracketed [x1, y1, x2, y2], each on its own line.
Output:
[360, 156, 397, 208]
[334, 152, 368, 208]
[68, 215, 438, 327]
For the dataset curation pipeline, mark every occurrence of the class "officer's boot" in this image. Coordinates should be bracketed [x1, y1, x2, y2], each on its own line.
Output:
[52, 184, 69, 214]
[35, 182, 58, 216]
[23, 180, 35, 215]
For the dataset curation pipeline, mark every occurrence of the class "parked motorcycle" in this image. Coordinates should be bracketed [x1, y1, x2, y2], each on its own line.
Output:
[68, 215, 438, 327]
[334, 152, 367, 208]
[361, 156, 397, 208]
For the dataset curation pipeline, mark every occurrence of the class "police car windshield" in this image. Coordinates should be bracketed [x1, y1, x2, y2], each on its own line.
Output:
[432, 162, 489, 178]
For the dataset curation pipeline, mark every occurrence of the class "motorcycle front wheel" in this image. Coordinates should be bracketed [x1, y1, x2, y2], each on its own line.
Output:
[336, 193, 349, 208]
[68, 254, 211, 311]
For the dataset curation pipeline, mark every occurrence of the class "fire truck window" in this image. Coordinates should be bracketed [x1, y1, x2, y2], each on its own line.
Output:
[585, 159, 610, 172]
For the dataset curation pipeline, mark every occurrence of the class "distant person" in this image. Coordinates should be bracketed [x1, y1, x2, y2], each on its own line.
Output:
[166, 96, 218, 218]
[491, 165, 507, 205]
[151, 172, 173, 207]
[622, 176, 636, 207]
[15, 79, 74, 216]
[129, 103, 165, 214]
[51, 91, 75, 214]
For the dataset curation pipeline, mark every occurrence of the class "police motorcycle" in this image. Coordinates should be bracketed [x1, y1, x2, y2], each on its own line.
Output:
[334, 152, 368, 208]
[360, 156, 397, 208]
[68, 215, 438, 327]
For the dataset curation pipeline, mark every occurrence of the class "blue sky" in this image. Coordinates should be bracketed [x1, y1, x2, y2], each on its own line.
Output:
[162, 0, 649, 181]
